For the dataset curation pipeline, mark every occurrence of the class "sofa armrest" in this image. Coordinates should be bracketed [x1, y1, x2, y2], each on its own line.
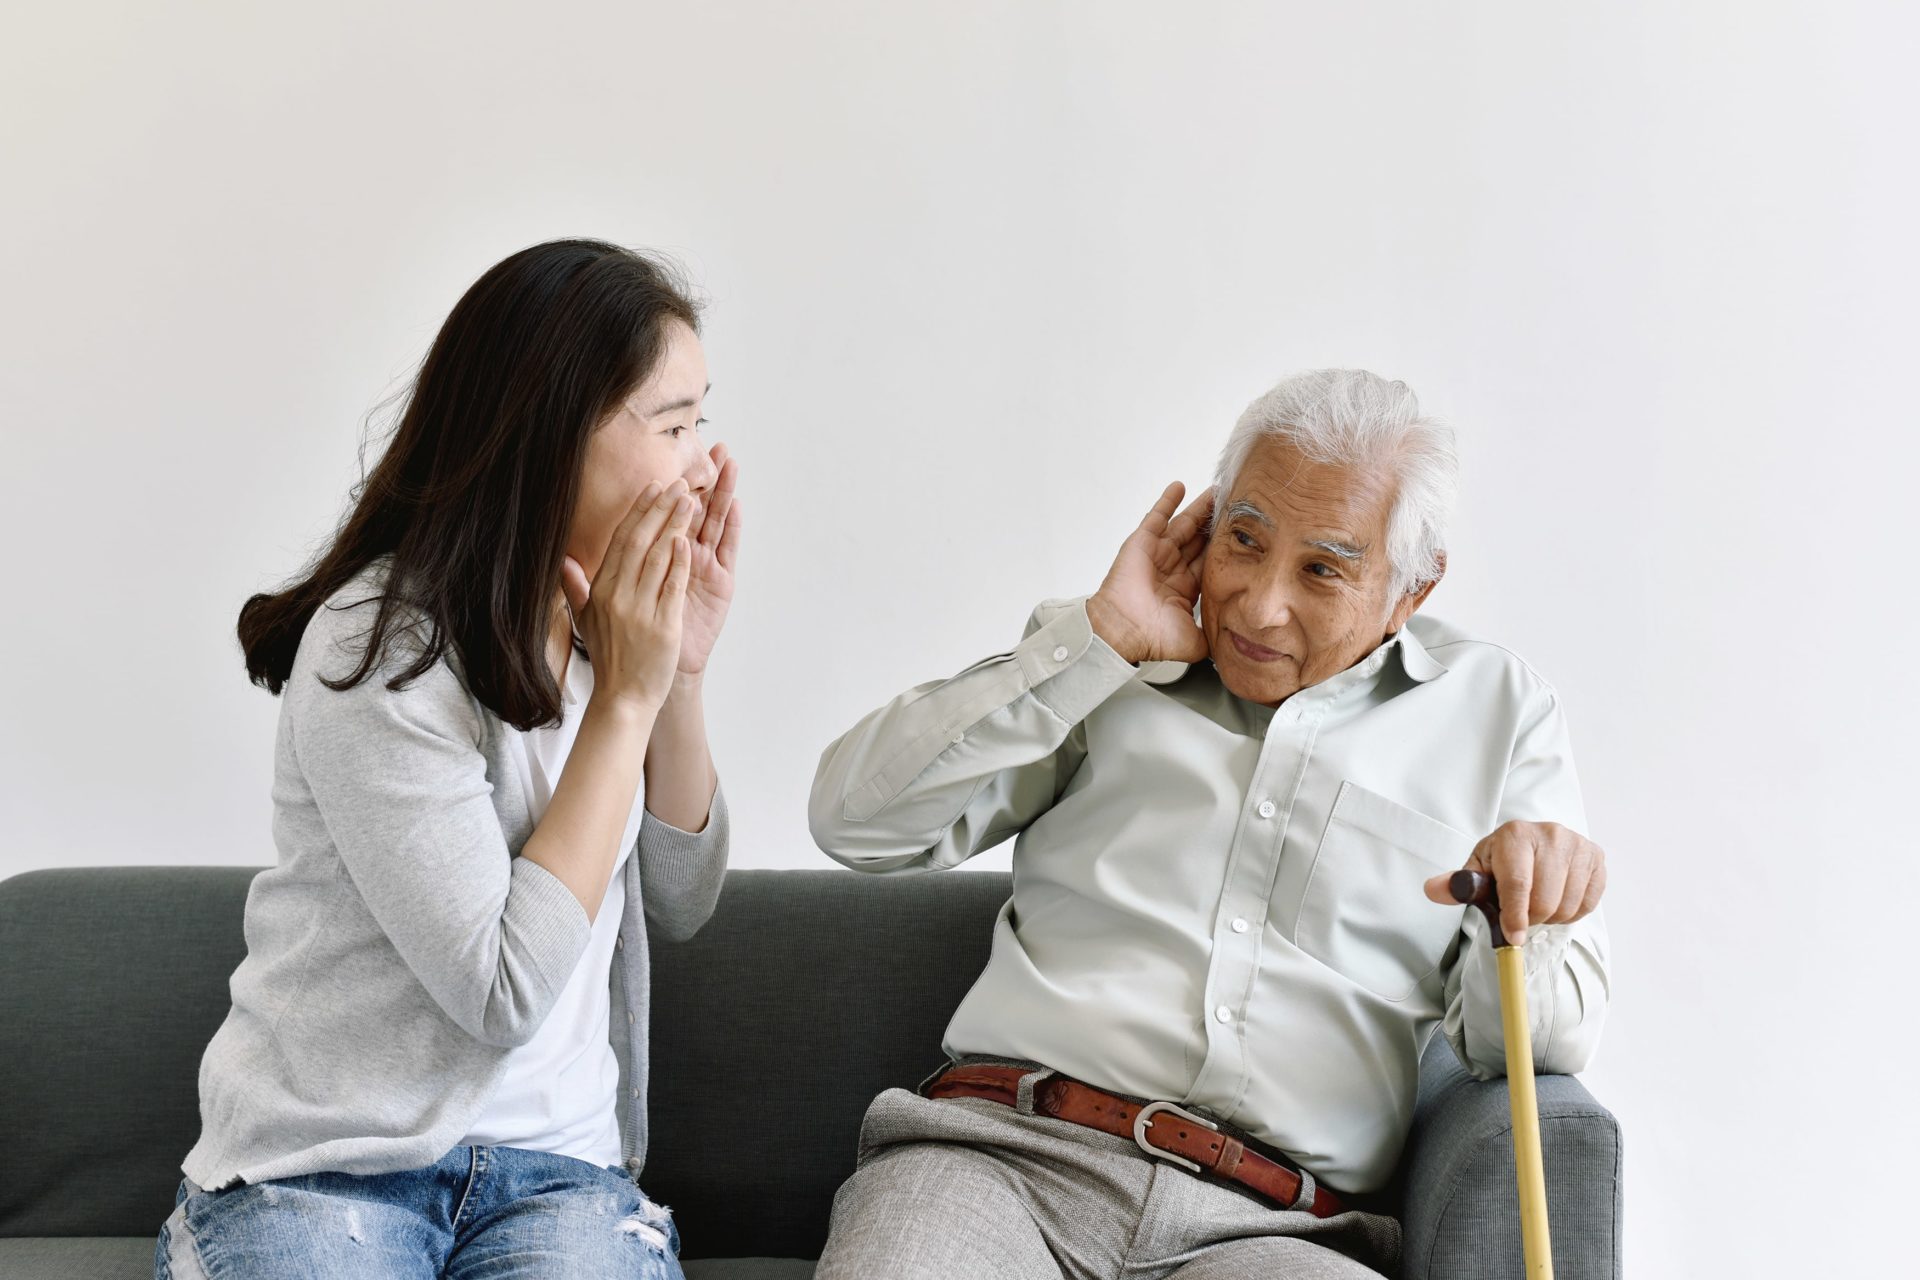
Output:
[1399, 1037, 1622, 1280]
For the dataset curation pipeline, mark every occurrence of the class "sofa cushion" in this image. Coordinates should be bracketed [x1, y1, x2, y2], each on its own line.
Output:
[0, 1238, 814, 1280]
[0, 865, 1007, 1260]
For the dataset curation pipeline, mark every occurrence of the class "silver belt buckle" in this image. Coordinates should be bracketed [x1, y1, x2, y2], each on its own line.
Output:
[1131, 1099, 1219, 1174]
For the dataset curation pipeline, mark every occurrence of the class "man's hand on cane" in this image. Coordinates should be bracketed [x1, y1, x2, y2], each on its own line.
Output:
[1422, 821, 1608, 946]
[1429, 822, 1608, 1279]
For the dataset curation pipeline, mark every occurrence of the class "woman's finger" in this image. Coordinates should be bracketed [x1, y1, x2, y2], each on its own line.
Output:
[716, 493, 742, 572]
[699, 455, 738, 548]
[595, 483, 663, 594]
[637, 494, 695, 600]
[659, 533, 692, 618]
[621, 482, 689, 586]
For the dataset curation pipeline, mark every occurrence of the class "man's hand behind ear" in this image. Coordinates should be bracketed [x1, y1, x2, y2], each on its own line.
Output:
[1087, 482, 1214, 666]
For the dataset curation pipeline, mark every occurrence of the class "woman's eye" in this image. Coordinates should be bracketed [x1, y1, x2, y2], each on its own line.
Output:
[1233, 530, 1257, 549]
[668, 426, 685, 438]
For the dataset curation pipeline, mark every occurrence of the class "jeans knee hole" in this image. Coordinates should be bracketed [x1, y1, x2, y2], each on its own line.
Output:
[616, 1197, 675, 1252]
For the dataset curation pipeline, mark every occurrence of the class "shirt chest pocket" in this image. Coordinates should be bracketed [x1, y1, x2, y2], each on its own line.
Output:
[1292, 781, 1475, 1001]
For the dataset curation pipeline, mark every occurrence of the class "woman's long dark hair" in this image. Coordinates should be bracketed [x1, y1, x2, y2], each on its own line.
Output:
[238, 238, 700, 731]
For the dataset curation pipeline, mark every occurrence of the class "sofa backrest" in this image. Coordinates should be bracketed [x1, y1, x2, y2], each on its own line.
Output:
[648, 868, 1009, 1258]
[0, 866, 1008, 1258]
[0, 866, 256, 1240]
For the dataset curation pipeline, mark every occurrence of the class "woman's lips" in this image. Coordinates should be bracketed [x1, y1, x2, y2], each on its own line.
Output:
[1227, 629, 1290, 663]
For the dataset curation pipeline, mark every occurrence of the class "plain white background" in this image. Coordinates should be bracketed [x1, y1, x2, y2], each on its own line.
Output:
[3, 2, 1914, 1274]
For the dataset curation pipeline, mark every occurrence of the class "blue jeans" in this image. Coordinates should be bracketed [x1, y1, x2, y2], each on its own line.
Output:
[153, 1145, 684, 1279]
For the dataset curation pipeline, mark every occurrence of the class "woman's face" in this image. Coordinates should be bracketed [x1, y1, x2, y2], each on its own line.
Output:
[566, 319, 717, 585]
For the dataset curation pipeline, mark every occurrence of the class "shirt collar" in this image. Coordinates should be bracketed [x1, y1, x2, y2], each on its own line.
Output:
[1138, 621, 1449, 690]
[1392, 622, 1448, 684]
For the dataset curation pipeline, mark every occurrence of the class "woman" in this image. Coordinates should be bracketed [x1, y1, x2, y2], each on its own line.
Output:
[155, 239, 741, 1279]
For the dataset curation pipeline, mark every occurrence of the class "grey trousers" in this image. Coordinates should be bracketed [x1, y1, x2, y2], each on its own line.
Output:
[815, 1089, 1401, 1280]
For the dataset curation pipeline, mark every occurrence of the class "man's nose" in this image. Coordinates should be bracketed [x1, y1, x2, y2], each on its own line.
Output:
[1241, 572, 1296, 632]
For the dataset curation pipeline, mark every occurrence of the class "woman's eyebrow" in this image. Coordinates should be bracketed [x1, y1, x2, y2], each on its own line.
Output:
[643, 382, 712, 417]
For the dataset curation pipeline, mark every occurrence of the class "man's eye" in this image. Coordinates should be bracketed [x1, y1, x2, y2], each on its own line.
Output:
[1233, 530, 1258, 549]
[1307, 562, 1336, 578]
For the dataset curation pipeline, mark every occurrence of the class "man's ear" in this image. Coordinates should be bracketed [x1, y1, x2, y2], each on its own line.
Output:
[1387, 550, 1446, 634]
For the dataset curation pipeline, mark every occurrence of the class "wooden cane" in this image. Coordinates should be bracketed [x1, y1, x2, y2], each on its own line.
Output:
[1449, 869, 1553, 1279]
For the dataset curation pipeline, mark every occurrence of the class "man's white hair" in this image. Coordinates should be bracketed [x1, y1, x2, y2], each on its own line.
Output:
[1212, 369, 1458, 597]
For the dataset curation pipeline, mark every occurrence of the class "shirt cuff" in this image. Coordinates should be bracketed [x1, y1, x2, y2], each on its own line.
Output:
[1020, 597, 1140, 724]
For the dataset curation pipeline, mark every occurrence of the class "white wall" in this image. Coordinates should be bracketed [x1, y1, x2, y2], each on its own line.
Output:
[3, 2, 1913, 1273]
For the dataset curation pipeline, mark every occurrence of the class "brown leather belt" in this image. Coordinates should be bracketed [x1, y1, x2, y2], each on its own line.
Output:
[922, 1063, 1349, 1219]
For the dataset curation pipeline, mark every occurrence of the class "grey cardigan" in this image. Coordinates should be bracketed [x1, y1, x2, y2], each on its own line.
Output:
[182, 560, 729, 1191]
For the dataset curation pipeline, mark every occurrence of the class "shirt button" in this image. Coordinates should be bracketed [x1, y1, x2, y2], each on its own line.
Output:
[615, 936, 623, 950]
[1214, 1005, 1233, 1024]
[627, 1010, 635, 1025]
[1231, 918, 1249, 934]
[629, 1087, 640, 1099]
[1052, 645, 1070, 662]
[951, 732, 965, 744]
[1257, 800, 1276, 819]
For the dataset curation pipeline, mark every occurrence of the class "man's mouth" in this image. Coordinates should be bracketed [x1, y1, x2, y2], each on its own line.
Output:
[1227, 629, 1290, 663]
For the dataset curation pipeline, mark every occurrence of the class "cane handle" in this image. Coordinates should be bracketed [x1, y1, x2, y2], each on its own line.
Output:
[1447, 869, 1510, 949]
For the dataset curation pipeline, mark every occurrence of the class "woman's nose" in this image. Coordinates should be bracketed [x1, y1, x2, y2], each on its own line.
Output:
[685, 443, 718, 494]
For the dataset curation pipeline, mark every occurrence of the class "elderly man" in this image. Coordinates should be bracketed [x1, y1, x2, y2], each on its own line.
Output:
[807, 369, 1611, 1279]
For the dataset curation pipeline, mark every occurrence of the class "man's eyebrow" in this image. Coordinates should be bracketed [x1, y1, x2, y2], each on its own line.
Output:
[642, 382, 712, 417]
[1223, 499, 1274, 528]
[1306, 538, 1367, 561]
[1223, 503, 1366, 560]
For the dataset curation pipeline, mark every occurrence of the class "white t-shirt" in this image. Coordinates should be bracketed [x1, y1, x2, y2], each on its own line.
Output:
[459, 641, 639, 1166]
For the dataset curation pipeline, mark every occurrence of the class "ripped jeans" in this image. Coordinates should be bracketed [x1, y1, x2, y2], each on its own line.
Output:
[153, 1145, 683, 1279]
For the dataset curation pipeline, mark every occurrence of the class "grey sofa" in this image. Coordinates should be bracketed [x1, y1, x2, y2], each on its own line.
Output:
[0, 866, 1621, 1278]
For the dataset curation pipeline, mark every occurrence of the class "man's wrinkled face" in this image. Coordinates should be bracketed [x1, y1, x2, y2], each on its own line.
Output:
[1200, 439, 1426, 706]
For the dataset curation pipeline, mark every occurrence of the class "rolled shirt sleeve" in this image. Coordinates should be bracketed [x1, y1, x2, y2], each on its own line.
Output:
[809, 597, 1139, 873]
[1441, 682, 1613, 1080]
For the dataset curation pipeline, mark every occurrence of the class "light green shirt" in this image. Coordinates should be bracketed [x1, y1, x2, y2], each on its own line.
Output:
[809, 596, 1610, 1193]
